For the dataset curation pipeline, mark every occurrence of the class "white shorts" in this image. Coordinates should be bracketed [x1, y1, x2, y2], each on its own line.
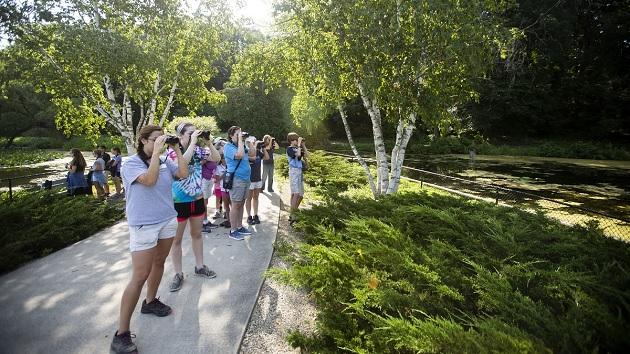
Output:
[129, 218, 177, 252]
[202, 178, 214, 199]
[249, 181, 263, 190]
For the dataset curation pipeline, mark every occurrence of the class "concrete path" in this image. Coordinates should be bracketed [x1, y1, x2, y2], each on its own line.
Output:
[0, 191, 280, 354]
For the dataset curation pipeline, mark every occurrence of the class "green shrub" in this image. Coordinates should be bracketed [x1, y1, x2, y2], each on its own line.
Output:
[61, 135, 126, 151]
[0, 149, 65, 167]
[167, 116, 220, 136]
[274, 155, 630, 353]
[8, 136, 65, 149]
[0, 190, 124, 273]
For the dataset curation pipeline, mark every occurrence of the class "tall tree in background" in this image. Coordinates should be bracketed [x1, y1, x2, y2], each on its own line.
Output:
[234, 0, 517, 197]
[467, 0, 630, 140]
[1, 0, 227, 153]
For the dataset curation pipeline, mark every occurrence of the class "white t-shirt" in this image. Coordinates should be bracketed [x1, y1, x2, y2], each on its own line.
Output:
[214, 164, 227, 192]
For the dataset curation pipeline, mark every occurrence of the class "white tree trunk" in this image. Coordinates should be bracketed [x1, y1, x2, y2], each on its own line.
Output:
[159, 76, 178, 127]
[147, 73, 161, 123]
[338, 104, 378, 198]
[357, 81, 389, 195]
[387, 112, 416, 193]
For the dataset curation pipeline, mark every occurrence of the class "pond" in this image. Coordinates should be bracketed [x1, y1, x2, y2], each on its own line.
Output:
[326, 145, 630, 222]
[0, 154, 94, 193]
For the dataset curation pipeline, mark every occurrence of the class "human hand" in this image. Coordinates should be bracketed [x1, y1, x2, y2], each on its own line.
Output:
[190, 130, 202, 146]
[152, 135, 167, 156]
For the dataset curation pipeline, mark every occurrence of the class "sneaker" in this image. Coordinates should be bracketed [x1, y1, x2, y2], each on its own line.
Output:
[237, 227, 252, 235]
[194, 265, 217, 278]
[253, 215, 261, 224]
[140, 297, 172, 317]
[169, 272, 184, 292]
[212, 211, 223, 219]
[110, 331, 137, 354]
[220, 220, 231, 228]
[247, 216, 255, 225]
[229, 230, 245, 241]
[201, 223, 213, 233]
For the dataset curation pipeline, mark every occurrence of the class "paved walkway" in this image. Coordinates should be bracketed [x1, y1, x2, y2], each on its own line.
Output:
[0, 191, 281, 354]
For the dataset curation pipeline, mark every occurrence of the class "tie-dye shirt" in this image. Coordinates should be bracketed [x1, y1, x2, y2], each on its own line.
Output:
[167, 145, 206, 203]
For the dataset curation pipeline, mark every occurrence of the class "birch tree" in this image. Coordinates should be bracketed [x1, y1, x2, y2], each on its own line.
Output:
[233, 0, 516, 197]
[2, 0, 225, 153]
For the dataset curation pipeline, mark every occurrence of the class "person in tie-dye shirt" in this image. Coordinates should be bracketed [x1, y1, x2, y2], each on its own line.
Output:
[167, 122, 220, 292]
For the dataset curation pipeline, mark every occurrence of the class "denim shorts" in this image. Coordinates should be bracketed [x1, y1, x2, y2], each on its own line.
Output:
[129, 218, 177, 252]
[289, 167, 304, 196]
[228, 176, 250, 202]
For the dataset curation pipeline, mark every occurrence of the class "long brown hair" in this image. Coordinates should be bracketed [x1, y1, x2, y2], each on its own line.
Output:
[137, 125, 164, 163]
[70, 148, 86, 171]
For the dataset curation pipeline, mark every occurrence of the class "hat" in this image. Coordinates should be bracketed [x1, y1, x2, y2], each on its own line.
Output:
[213, 137, 227, 145]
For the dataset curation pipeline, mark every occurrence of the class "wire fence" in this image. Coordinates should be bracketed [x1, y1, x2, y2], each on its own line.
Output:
[326, 151, 630, 242]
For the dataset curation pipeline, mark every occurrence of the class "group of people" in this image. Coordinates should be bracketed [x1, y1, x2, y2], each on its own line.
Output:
[66, 145, 123, 198]
[111, 122, 308, 354]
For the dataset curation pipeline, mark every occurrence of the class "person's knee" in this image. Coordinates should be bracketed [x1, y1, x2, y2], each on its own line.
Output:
[132, 269, 151, 284]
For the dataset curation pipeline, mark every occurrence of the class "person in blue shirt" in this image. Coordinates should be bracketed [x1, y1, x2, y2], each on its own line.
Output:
[286, 132, 309, 225]
[223, 126, 256, 240]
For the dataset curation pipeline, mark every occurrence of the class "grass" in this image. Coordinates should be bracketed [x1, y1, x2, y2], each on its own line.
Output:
[271, 151, 630, 353]
[0, 189, 125, 273]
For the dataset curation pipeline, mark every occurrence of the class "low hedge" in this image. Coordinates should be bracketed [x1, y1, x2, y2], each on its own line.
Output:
[0, 190, 125, 273]
[273, 152, 630, 353]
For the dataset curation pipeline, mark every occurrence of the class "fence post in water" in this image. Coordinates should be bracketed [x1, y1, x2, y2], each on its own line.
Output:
[8, 178, 13, 202]
[420, 180, 423, 189]
[495, 187, 499, 205]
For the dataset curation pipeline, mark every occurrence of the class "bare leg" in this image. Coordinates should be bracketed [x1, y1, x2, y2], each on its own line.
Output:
[170, 220, 187, 274]
[230, 201, 245, 230]
[118, 247, 155, 333]
[252, 189, 260, 215]
[145, 237, 174, 303]
[189, 215, 204, 268]
[113, 176, 122, 194]
[245, 192, 253, 217]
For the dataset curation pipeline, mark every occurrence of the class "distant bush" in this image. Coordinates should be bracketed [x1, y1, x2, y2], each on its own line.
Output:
[61, 135, 126, 151]
[167, 116, 220, 136]
[7, 136, 65, 149]
[0, 149, 65, 167]
[0, 190, 124, 273]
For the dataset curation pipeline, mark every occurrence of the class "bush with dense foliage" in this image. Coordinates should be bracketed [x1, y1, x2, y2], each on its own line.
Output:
[167, 116, 221, 136]
[0, 190, 124, 273]
[61, 134, 127, 152]
[272, 153, 630, 353]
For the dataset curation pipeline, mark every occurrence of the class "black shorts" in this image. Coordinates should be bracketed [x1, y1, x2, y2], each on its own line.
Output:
[174, 198, 206, 222]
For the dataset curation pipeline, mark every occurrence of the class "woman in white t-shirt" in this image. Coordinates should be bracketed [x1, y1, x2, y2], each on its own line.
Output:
[110, 125, 189, 354]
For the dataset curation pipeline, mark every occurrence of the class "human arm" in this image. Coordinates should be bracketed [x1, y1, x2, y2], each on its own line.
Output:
[234, 130, 245, 159]
[135, 135, 167, 186]
[182, 130, 202, 164]
[247, 140, 257, 161]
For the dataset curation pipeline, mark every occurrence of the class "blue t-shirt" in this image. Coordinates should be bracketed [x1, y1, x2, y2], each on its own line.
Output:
[167, 146, 206, 203]
[121, 154, 178, 226]
[224, 142, 251, 181]
[287, 146, 303, 169]
[112, 154, 123, 172]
